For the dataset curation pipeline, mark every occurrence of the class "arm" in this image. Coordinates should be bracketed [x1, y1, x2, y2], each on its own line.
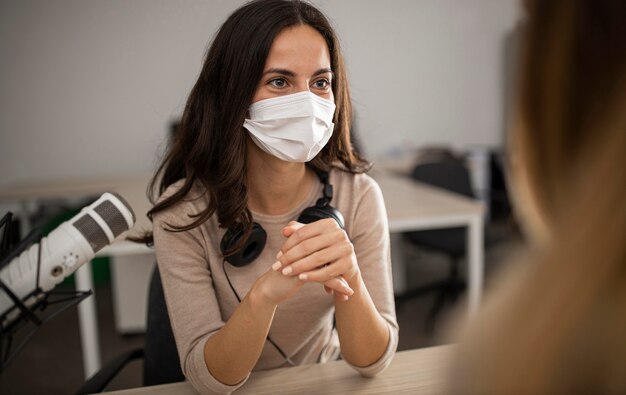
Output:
[337, 182, 398, 374]
[154, 208, 302, 393]
[333, 266, 391, 368]
[275, 182, 398, 374]
[203, 269, 299, 385]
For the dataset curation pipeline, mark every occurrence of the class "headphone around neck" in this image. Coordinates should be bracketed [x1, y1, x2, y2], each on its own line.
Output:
[220, 169, 344, 267]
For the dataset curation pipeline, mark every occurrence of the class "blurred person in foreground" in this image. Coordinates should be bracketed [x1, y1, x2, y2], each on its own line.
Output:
[449, 1, 626, 394]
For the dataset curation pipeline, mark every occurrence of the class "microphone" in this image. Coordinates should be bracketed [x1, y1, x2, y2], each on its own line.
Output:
[0, 192, 136, 325]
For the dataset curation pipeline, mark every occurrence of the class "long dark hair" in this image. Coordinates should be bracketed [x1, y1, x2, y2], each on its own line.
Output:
[139, 0, 368, 249]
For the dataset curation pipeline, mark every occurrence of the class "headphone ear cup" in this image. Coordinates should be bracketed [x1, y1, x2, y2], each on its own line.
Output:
[297, 206, 345, 229]
[220, 222, 267, 267]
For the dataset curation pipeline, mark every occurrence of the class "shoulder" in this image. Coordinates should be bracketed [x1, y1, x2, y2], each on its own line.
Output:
[157, 178, 207, 201]
[329, 167, 386, 233]
[329, 167, 379, 196]
[329, 167, 383, 208]
[153, 179, 209, 226]
[157, 179, 186, 204]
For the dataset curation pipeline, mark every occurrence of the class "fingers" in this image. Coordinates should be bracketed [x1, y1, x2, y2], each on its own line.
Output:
[279, 218, 341, 255]
[274, 231, 344, 273]
[275, 220, 348, 272]
[323, 276, 354, 299]
[287, 248, 352, 282]
[274, 230, 353, 278]
[282, 221, 304, 237]
[297, 259, 344, 283]
[300, 255, 360, 286]
[274, 218, 358, 298]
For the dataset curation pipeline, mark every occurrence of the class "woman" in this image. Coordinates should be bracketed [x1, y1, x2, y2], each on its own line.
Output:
[146, 1, 398, 393]
[450, 1, 626, 393]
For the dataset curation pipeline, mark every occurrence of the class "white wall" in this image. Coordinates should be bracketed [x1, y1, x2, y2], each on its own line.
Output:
[0, 0, 520, 186]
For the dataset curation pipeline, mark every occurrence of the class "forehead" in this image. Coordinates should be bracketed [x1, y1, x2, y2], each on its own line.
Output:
[264, 24, 331, 71]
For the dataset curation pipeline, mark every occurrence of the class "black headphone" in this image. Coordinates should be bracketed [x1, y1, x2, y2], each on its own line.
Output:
[220, 169, 344, 267]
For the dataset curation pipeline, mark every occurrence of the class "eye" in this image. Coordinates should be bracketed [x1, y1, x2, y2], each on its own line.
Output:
[268, 78, 288, 88]
[313, 78, 330, 90]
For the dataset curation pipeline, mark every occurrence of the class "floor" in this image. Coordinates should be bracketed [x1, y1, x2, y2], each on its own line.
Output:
[0, 221, 522, 395]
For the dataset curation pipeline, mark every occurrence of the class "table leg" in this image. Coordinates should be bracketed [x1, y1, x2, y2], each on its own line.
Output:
[75, 262, 101, 379]
[110, 253, 155, 333]
[466, 215, 484, 316]
[390, 232, 408, 294]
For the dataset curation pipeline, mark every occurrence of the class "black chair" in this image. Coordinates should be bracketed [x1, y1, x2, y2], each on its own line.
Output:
[75, 267, 184, 394]
[394, 156, 477, 331]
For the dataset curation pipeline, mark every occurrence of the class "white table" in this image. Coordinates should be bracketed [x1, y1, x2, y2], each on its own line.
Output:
[101, 345, 454, 395]
[371, 170, 485, 315]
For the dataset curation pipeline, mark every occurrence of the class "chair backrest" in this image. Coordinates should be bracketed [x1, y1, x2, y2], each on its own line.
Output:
[406, 154, 474, 256]
[142, 267, 184, 386]
[411, 158, 475, 199]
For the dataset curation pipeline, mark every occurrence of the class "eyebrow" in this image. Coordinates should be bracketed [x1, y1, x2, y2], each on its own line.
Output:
[262, 67, 334, 77]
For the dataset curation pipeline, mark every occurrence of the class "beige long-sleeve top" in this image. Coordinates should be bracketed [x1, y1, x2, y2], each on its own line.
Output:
[153, 168, 398, 394]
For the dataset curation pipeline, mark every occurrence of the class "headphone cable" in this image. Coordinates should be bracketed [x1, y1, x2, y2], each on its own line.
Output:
[222, 260, 296, 367]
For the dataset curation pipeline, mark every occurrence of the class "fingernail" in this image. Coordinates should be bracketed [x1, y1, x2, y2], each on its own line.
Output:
[298, 273, 308, 280]
[271, 261, 282, 271]
[342, 295, 349, 301]
[344, 287, 354, 295]
[276, 251, 283, 259]
[282, 266, 293, 275]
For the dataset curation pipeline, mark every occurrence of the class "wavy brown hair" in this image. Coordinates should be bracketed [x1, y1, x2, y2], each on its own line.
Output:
[137, 0, 368, 249]
[451, 1, 626, 393]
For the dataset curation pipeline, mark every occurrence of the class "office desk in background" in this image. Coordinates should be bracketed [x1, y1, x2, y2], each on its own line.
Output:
[0, 170, 483, 380]
[102, 345, 454, 395]
[373, 170, 485, 315]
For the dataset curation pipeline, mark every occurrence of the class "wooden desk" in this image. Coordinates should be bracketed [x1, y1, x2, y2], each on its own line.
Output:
[102, 345, 454, 395]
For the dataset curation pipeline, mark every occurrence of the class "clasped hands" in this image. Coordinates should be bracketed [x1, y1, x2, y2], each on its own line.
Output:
[272, 218, 359, 301]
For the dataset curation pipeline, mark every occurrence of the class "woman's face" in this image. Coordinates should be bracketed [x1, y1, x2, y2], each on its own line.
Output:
[251, 24, 334, 104]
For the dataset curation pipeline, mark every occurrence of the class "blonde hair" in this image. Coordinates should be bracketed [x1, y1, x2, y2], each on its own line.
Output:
[451, 1, 626, 393]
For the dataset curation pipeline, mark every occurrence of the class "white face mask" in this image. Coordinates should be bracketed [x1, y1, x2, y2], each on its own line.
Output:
[243, 91, 336, 162]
